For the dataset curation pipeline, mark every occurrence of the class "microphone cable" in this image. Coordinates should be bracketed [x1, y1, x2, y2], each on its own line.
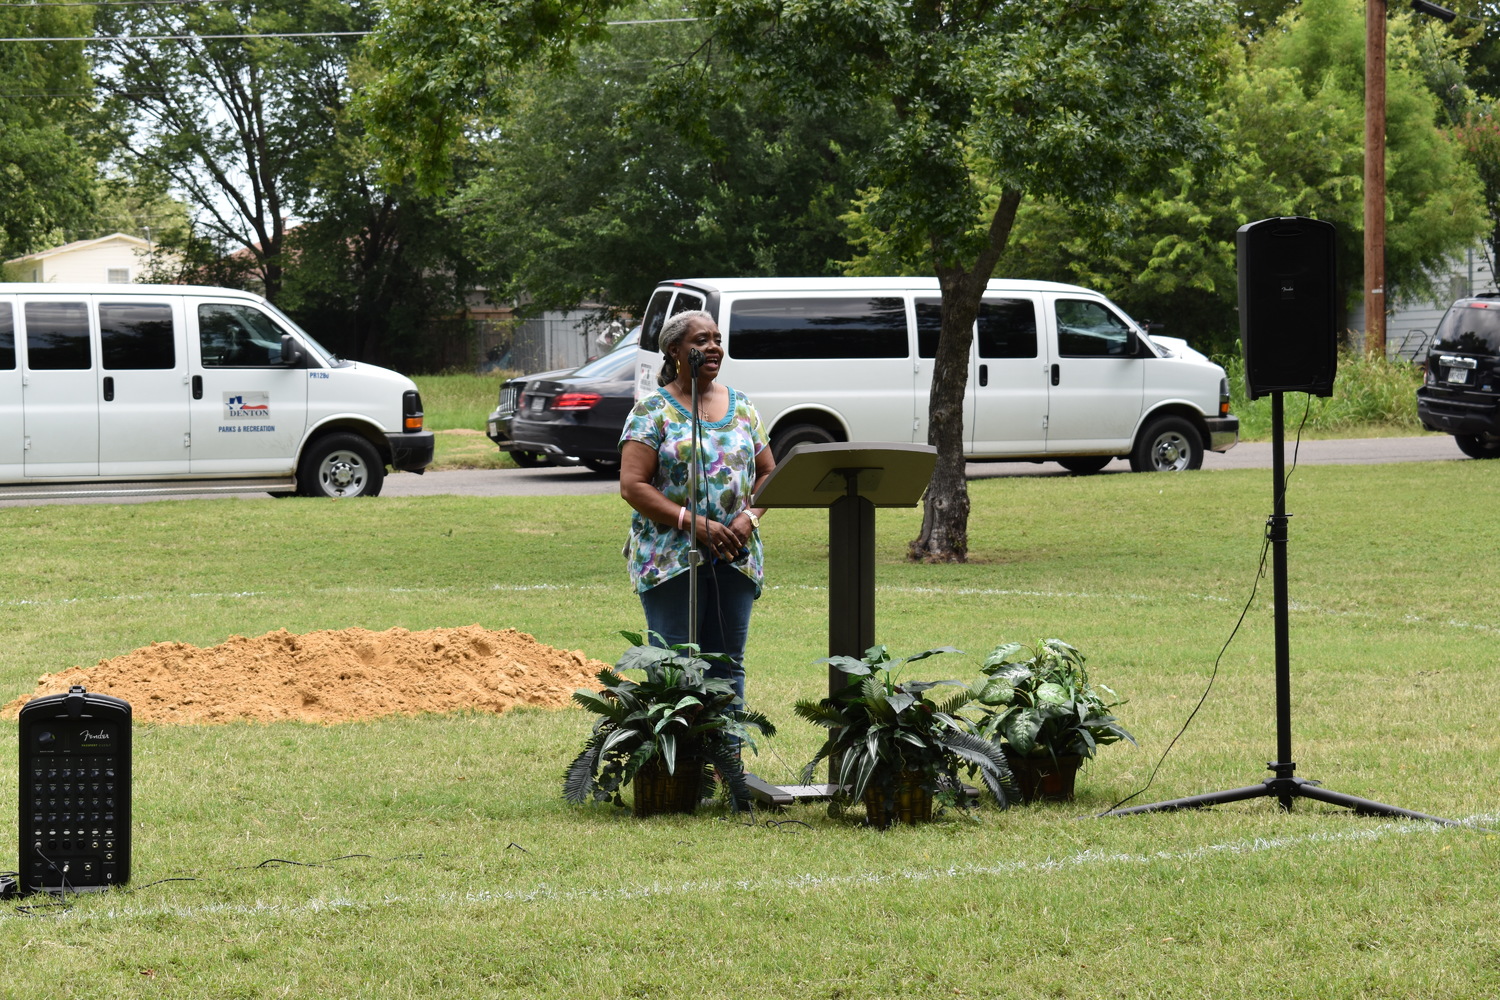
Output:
[1097, 395, 1315, 816]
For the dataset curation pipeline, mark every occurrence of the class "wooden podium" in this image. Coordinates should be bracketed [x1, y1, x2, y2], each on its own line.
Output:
[741, 442, 938, 806]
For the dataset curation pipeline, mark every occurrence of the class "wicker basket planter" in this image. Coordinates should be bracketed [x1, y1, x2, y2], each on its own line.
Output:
[861, 775, 934, 829]
[631, 754, 705, 818]
[1002, 748, 1082, 803]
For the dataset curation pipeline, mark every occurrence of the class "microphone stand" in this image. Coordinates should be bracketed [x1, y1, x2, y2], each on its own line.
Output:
[685, 349, 704, 647]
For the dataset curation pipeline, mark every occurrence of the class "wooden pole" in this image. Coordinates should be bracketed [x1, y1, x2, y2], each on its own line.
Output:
[1364, 0, 1387, 358]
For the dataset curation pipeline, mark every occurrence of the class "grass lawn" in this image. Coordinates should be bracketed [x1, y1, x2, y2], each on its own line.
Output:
[1, 461, 1496, 998]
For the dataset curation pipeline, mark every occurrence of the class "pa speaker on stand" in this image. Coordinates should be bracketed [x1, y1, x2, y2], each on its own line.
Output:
[1236, 216, 1338, 399]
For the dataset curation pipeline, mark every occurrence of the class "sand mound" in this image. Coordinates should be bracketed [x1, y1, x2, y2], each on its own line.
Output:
[1, 625, 609, 725]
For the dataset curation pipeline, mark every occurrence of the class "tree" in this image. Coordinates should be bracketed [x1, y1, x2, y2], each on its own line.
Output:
[0, 8, 98, 258]
[95, 0, 472, 366]
[706, 0, 1229, 561]
[447, 12, 883, 313]
[995, 2, 1485, 357]
[366, 0, 1227, 560]
[361, 0, 631, 192]
[93, 0, 366, 300]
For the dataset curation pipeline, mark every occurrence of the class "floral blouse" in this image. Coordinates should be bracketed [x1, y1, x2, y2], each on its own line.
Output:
[619, 386, 768, 595]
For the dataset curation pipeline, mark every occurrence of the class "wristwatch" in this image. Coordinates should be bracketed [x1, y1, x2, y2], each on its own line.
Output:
[743, 510, 761, 530]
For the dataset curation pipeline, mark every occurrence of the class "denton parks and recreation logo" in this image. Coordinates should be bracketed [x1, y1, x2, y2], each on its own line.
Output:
[224, 391, 271, 420]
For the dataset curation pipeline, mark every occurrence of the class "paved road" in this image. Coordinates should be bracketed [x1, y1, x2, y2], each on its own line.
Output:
[379, 434, 1469, 497]
[0, 435, 1472, 506]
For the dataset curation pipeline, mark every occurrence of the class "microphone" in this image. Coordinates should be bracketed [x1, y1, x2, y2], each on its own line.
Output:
[688, 348, 705, 371]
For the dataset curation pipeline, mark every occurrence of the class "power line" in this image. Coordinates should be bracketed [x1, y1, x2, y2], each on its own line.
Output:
[0, 16, 700, 42]
[10, 31, 370, 41]
[0, 1, 241, 6]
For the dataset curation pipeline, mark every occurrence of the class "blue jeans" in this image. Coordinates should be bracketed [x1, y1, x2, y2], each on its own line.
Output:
[638, 564, 757, 708]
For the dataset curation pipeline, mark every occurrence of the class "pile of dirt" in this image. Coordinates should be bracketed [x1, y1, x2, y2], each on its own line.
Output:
[1, 625, 611, 725]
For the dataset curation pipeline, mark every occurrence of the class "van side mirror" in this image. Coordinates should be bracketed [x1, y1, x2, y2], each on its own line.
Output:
[280, 334, 305, 367]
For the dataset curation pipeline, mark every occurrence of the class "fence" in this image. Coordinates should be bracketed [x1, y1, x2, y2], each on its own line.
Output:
[475, 309, 601, 374]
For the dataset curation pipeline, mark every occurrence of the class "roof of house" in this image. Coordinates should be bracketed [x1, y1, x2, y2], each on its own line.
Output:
[5, 232, 152, 265]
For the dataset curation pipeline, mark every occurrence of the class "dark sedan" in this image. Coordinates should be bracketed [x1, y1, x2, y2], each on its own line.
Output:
[508, 346, 638, 474]
[487, 327, 640, 468]
[487, 365, 575, 467]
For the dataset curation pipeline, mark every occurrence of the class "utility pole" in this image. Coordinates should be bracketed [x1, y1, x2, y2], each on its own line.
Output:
[1364, 0, 1387, 359]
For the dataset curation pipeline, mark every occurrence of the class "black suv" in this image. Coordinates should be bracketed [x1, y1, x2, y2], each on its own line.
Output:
[1417, 294, 1500, 459]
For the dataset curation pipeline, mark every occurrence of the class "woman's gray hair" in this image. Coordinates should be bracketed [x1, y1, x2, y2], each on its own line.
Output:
[657, 309, 714, 386]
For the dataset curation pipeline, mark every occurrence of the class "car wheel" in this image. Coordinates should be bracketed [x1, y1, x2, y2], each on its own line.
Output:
[1129, 416, 1203, 473]
[583, 457, 621, 476]
[770, 423, 837, 462]
[508, 450, 549, 468]
[1454, 433, 1500, 459]
[1057, 456, 1112, 475]
[296, 432, 385, 498]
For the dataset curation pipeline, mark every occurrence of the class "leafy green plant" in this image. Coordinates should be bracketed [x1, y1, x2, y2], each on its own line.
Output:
[966, 638, 1135, 762]
[562, 631, 775, 811]
[794, 645, 1013, 818]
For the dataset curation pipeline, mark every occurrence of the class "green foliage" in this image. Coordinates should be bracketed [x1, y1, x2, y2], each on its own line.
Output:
[795, 645, 1013, 816]
[445, 3, 880, 314]
[94, 0, 474, 368]
[0, 8, 97, 257]
[1451, 105, 1500, 270]
[563, 631, 775, 811]
[361, 0, 632, 191]
[1223, 350, 1426, 438]
[997, 0, 1487, 356]
[964, 639, 1135, 762]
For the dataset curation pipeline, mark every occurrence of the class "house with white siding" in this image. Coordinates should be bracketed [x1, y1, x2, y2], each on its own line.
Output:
[3, 233, 155, 284]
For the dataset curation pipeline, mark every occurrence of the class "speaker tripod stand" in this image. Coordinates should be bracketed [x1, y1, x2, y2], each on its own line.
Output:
[1102, 392, 1460, 826]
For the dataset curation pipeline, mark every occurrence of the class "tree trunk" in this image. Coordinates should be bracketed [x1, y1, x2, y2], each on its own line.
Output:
[907, 189, 1023, 563]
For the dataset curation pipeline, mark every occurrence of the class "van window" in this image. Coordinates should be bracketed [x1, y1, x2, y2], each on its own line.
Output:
[25, 301, 91, 370]
[101, 302, 176, 370]
[0, 302, 13, 369]
[979, 299, 1039, 358]
[639, 290, 673, 353]
[916, 299, 941, 358]
[199, 303, 288, 367]
[730, 297, 907, 360]
[640, 289, 706, 353]
[916, 297, 1038, 359]
[1057, 299, 1132, 357]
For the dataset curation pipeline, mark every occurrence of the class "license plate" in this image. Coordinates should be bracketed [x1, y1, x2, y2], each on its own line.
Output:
[530, 396, 545, 410]
[1447, 367, 1469, 385]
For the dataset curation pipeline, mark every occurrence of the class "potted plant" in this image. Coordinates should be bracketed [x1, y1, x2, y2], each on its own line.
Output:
[563, 632, 776, 817]
[794, 645, 1013, 828]
[964, 638, 1135, 802]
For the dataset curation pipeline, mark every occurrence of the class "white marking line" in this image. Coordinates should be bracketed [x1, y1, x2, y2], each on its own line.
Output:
[15, 815, 1494, 924]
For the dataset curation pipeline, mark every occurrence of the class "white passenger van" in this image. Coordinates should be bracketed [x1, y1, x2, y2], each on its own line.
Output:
[0, 283, 432, 498]
[633, 277, 1237, 472]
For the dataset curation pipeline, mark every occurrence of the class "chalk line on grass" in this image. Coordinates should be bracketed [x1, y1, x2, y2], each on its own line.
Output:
[9, 814, 1493, 924]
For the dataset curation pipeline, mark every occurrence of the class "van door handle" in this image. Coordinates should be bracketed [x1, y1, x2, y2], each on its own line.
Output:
[103, 376, 114, 402]
[192, 375, 202, 400]
[1050, 364, 1060, 386]
[979, 364, 988, 387]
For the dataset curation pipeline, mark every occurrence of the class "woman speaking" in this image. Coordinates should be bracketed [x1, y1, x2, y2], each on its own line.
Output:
[618, 310, 775, 708]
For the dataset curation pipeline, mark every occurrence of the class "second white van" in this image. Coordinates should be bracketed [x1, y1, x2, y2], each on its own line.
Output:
[633, 277, 1237, 472]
